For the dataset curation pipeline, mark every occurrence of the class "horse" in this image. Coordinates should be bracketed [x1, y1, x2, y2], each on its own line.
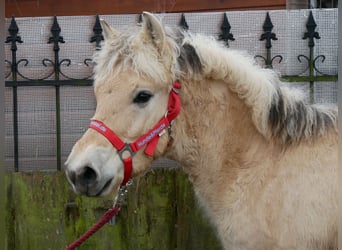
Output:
[65, 12, 338, 250]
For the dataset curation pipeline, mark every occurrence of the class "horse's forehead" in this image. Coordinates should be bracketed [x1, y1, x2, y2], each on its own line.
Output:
[95, 69, 162, 96]
[94, 34, 171, 93]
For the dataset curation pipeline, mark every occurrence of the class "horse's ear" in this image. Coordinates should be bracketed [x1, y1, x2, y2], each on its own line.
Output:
[100, 19, 120, 41]
[140, 12, 165, 53]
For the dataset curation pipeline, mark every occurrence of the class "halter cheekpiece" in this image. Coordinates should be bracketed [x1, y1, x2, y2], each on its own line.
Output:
[89, 81, 182, 187]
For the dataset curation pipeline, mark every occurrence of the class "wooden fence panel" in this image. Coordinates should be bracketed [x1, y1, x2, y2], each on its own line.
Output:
[5, 168, 222, 250]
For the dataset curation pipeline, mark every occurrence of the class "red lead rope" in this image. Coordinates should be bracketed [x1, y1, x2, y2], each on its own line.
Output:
[65, 205, 120, 250]
[65, 82, 181, 250]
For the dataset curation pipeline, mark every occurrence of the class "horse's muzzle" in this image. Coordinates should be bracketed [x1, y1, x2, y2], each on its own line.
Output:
[66, 166, 113, 197]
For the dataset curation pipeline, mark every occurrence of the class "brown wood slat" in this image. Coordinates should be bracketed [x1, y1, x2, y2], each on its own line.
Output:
[6, 0, 286, 17]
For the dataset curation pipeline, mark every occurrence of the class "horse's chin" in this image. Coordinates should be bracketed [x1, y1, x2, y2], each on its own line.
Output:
[94, 178, 115, 197]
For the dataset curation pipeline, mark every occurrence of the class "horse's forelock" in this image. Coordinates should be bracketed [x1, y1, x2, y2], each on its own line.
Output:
[93, 32, 131, 83]
[93, 27, 185, 85]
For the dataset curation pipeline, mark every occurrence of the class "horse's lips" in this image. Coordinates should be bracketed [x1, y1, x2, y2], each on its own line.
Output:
[95, 178, 113, 196]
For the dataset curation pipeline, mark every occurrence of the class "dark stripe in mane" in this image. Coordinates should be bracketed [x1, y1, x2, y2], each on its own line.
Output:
[177, 42, 203, 76]
[269, 89, 337, 144]
[172, 31, 336, 145]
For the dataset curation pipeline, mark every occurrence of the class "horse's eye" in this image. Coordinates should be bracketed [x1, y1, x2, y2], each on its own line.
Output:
[133, 91, 153, 105]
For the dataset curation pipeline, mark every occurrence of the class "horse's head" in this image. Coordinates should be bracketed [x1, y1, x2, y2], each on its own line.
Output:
[65, 12, 180, 196]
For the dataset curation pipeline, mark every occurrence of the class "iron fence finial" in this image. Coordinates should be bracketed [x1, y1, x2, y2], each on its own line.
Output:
[218, 13, 235, 47]
[90, 15, 104, 50]
[180, 14, 189, 31]
[5, 16, 23, 52]
[303, 11, 320, 48]
[260, 12, 277, 49]
[48, 16, 65, 52]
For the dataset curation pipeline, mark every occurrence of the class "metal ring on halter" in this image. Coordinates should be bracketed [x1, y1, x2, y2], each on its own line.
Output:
[117, 144, 135, 161]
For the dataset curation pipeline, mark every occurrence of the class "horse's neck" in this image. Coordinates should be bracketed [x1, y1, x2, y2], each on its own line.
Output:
[166, 78, 271, 203]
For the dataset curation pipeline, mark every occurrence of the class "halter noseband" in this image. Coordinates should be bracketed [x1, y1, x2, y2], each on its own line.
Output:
[89, 81, 181, 186]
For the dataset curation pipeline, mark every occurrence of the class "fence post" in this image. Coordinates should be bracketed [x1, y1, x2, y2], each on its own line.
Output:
[5, 17, 22, 172]
[0, 3, 6, 248]
[48, 16, 65, 171]
[302, 11, 320, 103]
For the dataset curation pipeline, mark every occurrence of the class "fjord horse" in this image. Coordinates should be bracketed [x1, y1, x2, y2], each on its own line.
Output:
[65, 12, 337, 249]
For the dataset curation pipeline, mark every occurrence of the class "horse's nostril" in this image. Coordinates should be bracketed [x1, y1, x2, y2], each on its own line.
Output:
[80, 166, 97, 185]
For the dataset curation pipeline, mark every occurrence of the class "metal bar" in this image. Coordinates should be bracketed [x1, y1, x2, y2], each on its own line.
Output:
[11, 50, 19, 172]
[309, 47, 315, 103]
[12, 86, 19, 172]
[302, 11, 321, 103]
[56, 85, 61, 171]
[265, 47, 271, 68]
[49, 16, 64, 171]
[281, 75, 338, 82]
[5, 17, 22, 172]
[11, 36, 19, 172]
[5, 80, 93, 87]
[6, 75, 337, 85]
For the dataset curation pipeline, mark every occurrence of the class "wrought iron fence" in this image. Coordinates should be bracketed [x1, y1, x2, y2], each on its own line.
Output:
[4, 10, 338, 172]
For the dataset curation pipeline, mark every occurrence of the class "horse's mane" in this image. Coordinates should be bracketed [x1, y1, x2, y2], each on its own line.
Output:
[94, 26, 337, 145]
[178, 32, 337, 144]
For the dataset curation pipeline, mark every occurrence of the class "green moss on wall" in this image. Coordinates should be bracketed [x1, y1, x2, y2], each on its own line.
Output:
[5, 168, 221, 250]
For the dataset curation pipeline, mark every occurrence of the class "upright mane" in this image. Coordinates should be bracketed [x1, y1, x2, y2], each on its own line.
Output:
[94, 23, 337, 145]
[178, 32, 337, 144]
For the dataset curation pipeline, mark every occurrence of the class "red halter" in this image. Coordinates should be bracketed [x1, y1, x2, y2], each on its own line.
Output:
[89, 81, 181, 186]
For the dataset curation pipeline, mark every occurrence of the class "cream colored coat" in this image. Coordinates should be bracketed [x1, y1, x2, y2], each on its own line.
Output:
[65, 12, 338, 250]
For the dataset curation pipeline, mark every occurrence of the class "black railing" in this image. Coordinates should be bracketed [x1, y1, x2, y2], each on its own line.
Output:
[4, 11, 338, 171]
[5, 16, 96, 171]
